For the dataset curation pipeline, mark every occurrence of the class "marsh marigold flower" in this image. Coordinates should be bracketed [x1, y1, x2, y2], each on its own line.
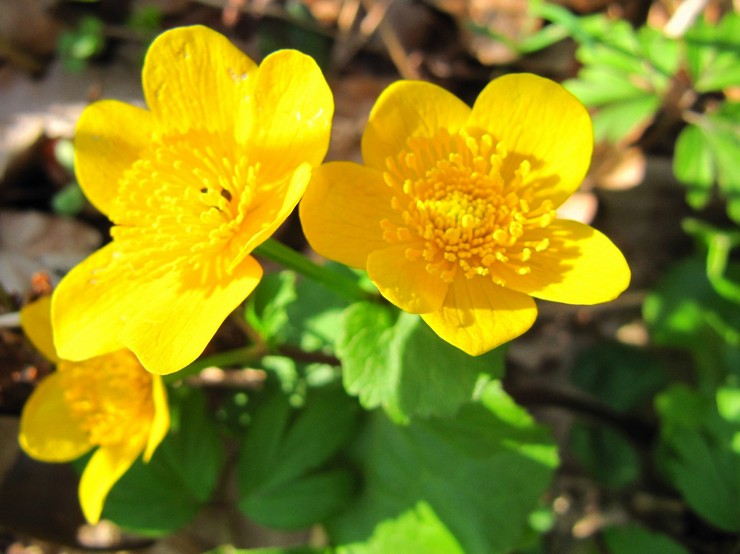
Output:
[19, 296, 169, 524]
[300, 74, 630, 355]
[52, 26, 333, 374]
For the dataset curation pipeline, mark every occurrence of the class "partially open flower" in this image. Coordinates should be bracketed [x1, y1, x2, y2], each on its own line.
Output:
[300, 74, 630, 355]
[19, 296, 169, 524]
[52, 25, 334, 374]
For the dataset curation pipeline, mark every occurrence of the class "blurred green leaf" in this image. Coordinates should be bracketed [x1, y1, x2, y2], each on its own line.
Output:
[591, 94, 660, 143]
[337, 302, 505, 422]
[603, 523, 690, 553]
[237, 383, 359, 528]
[643, 256, 740, 383]
[675, 103, 740, 223]
[674, 124, 715, 209]
[685, 13, 740, 93]
[655, 385, 740, 532]
[683, 219, 740, 304]
[570, 341, 669, 412]
[102, 387, 225, 536]
[337, 501, 463, 554]
[51, 182, 86, 216]
[327, 382, 558, 554]
[57, 16, 105, 72]
[570, 423, 640, 487]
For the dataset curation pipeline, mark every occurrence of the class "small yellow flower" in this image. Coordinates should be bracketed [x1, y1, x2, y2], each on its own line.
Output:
[300, 74, 630, 355]
[19, 296, 169, 524]
[52, 26, 334, 374]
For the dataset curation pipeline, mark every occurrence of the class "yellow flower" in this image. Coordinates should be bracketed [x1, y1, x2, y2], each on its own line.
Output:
[19, 296, 169, 524]
[300, 74, 630, 355]
[52, 26, 334, 374]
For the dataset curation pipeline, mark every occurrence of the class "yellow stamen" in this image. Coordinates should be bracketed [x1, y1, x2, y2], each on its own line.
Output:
[59, 351, 153, 446]
[381, 128, 556, 285]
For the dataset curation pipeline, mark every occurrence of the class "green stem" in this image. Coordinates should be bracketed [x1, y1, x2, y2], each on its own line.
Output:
[254, 238, 373, 302]
[163, 345, 263, 384]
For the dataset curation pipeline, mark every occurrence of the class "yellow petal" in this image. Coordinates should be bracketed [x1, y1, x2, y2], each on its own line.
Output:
[300, 162, 394, 268]
[53, 243, 264, 374]
[362, 80, 471, 171]
[74, 100, 154, 216]
[144, 376, 169, 461]
[52, 244, 129, 361]
[232, 163, 312, 263]
[79, 440, 144, 524]
[20, 296, 59, 363]
[119, 255, 264, 375]
[142, 25, 257, 134]
[367, 245, 449, 314]
[421, 277, 537, 356]
[19, 372, 91, 462]
[502, 219, 631, 305]
[241, 49, 333, 181]
[469, 73, 593, 208]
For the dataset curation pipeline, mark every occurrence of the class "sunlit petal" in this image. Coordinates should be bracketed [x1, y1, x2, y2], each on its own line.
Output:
[20, 296, 59, 363]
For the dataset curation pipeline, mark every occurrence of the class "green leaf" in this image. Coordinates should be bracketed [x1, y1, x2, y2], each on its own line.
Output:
[336, 501, 464, 554]
[570, 423, 640, 487]
[603, 524, 690, 554]
[673, 124, 715, 209]
[654, 385, 740, 532]
[246, 269, 352, 353]
[643, 256, 740, 384]
[327, 382, 558, 554]
[102, 388, 225, 536]
[237, 384, 359, 528]
[591, 94, 660, 143]
[685, 13, 740, 93]
[570, 341, 669, 412]
[337, 302, 505, 422]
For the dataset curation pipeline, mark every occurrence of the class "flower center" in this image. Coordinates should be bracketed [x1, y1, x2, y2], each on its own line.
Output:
[109, 129, 259, 278]
[59, 351, 153, 446]
[381, 128, 555, 285]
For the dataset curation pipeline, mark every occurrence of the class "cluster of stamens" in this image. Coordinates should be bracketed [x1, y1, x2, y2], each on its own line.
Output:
[59, 352, 153, 446]
[110, 129, 258, 280]
[381, 129, 555, 286]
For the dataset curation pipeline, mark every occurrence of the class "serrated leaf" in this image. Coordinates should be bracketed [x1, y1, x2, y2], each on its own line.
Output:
[655, 385, 740, 532]
[685, 13, 740, 93]
[101, 388, 225, 536]
[592, 94, 660, 143]
[337, 302, 505, 422]
[327, 382, 558, 554]
[237, 384, 359, 528]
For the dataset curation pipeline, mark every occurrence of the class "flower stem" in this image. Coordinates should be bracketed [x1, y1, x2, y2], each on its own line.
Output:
[163, 345, 262, 384]
[254, 238, 373, 302]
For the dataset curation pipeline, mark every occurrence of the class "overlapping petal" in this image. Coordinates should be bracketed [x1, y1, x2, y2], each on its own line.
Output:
[242, 49, 334, 180]
[119, 256, 263, 374]
[469, 73, 593, 208]
[19, 296, 58, 363]
[18, 372, 91, 462]
[367, 245, 449, 314]
[300, 162, 394, 268]
[422, 277, 538, 356]
[143, 25, 257, 134]
[500, 219, 631, 305]
[74, 101, 154, 216]
[79, 438, 146, 524]
[362, 80, 471, 171]
[144, 376, 169, 461]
